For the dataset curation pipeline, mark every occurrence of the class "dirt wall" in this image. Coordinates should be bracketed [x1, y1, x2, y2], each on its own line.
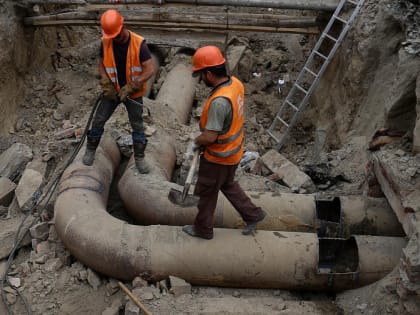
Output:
[307, 0, 420, 149]
[0, 1, 28, 135]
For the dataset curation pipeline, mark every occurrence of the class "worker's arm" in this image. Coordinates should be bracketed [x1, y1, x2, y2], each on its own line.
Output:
[195, 129, 218, 147]
[132, 58, 155, 89]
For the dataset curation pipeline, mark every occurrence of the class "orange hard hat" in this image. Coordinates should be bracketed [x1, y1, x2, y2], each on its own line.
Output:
[100, 9, 124, 39]
[192, 46, 226, 73]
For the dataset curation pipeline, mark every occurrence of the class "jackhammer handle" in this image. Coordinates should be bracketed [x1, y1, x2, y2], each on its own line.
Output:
[185, 149, 200, 186]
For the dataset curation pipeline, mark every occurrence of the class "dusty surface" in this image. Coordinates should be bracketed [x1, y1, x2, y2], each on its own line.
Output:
[0, 0, 419, 314]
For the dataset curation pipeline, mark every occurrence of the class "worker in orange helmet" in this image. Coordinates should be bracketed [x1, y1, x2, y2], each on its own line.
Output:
[83, 9, 155, 174]
[182, 46, 266, 240]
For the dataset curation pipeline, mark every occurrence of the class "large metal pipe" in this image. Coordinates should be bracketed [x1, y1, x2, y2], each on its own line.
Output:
[119, 133, 404, 237]
[54, 136, 406, 289]
[155, 61, 198, 124]
[27, 0, 339, 11]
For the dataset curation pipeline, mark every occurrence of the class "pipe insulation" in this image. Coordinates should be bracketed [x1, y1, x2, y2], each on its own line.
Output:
[54, 136, 406, 289]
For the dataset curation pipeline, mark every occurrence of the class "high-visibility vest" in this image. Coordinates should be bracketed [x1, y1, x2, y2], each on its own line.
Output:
[200, 76, 245, 165]
[102, 31, 147, 98]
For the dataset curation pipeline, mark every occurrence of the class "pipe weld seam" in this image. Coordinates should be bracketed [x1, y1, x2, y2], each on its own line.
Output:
[58, 184, 105, 195]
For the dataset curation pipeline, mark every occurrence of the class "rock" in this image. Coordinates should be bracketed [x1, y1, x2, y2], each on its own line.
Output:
[124, 300, 139, 315]
[102, 305, 120, 315]
[15, 168, 43, 211]
[87, 268, 102, 290]
[8, 277, 20, 288]
[168, 275, 191, 297]
[0, 215, 33, 260]
[261, 149, 315, 191]
[6, 293, 16, 305]
[0, 176, 15, 207]
[30, 222, 49, 241]
[0, 143, 33, 181]
[44, 258, 63, 272]
[132, 276, 147, 288]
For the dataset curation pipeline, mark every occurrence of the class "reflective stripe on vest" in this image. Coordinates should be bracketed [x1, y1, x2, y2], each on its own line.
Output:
[102, 31, 147, 98]
[200, 76, 245, 165]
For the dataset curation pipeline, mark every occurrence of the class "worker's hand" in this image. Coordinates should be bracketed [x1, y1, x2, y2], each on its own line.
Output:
[100, 77, 118, 101]
[191, 141, 200, 152]
[119, 82, 142, 102]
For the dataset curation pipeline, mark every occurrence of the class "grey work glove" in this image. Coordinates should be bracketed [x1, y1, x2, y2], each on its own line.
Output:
[100, 77, 118, 101]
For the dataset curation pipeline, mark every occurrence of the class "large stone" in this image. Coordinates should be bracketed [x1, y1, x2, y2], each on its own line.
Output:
[226, 45, 248, 77]
[168, 275, 191, 297]
[0, 176, 16, 206]
[0, 215, 33, 259]
[0, 143, 33, 181]
[29, 222, 49, 241]
[15, 168, 43, 211]
[261, 149, 315, 191]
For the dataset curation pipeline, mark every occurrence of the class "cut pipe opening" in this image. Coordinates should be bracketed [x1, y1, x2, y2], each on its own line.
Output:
[318, 237, 359, 274]
[316, 197, 342, 223]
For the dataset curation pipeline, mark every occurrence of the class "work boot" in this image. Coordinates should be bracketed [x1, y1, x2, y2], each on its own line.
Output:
[82, 135, 101, 166]
[242, 211, 267, 235]
[182, 225, 213, 240]
[133, 141, 150, 174]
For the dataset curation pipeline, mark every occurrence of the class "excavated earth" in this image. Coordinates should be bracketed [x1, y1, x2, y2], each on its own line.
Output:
[0, 0, 419, 314]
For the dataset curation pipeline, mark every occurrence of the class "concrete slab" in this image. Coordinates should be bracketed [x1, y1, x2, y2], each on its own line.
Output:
[371, 151, 419, 237]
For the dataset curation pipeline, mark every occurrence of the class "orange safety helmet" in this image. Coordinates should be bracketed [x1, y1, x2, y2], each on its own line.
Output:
[192, 46, 226, 73]
[100, 9, 124, 39]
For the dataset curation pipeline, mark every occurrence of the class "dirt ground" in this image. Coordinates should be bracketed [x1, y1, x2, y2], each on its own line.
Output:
[0, 0, 419, 314]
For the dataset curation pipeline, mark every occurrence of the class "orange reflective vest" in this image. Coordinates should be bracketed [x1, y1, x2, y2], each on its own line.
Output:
[102, 31, 147, 98]
[200, 76, 245, 165]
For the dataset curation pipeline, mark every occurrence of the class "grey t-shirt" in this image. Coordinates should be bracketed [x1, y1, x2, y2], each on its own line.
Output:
[205, 96, 233, 135]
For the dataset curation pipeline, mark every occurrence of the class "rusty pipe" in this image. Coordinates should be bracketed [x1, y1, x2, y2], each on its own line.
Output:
[119, 128, 404, 237]
[54, 137, 406, 289]
[155, 61, 198, 124]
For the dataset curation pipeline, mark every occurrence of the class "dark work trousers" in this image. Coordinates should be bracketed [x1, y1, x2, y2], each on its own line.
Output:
[90, 96, 146, 143]
[194, 156, 265, 237]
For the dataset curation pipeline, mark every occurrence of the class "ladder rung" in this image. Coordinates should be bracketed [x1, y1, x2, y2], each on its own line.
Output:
[334, 15, 349, 25]
[324, 33, 338, 42]
[276, 116, 289, 127]
[304, 67, 318, 77]
[314, 50, 328, 60]
[295, 83, 308, 94]
[286, 100, 299, 111]
[346, 0, 358, 5]
[267, 129, 280, 143]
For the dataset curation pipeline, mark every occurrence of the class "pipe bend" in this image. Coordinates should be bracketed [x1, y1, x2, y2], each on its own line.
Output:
[54, 135, 406, 288]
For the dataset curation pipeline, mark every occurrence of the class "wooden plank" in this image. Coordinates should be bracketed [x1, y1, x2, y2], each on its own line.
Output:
[25, 10, 318, 28]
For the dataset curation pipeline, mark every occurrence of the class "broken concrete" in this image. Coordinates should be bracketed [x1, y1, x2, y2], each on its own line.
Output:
[261, 149, 315, 191]
[0, 176, 16, 206]
[0, 143, 33, 182]
[15, 168, 43, 211]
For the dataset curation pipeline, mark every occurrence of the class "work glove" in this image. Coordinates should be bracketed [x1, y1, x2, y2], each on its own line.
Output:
[100, 77, 118, 101]
[191, 141, 200, 152]
[119, 82, 142, 102]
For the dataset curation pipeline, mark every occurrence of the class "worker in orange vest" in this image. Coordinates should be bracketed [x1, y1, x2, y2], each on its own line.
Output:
[183, 46, 266, 240]
[83, 9, 155, 173]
